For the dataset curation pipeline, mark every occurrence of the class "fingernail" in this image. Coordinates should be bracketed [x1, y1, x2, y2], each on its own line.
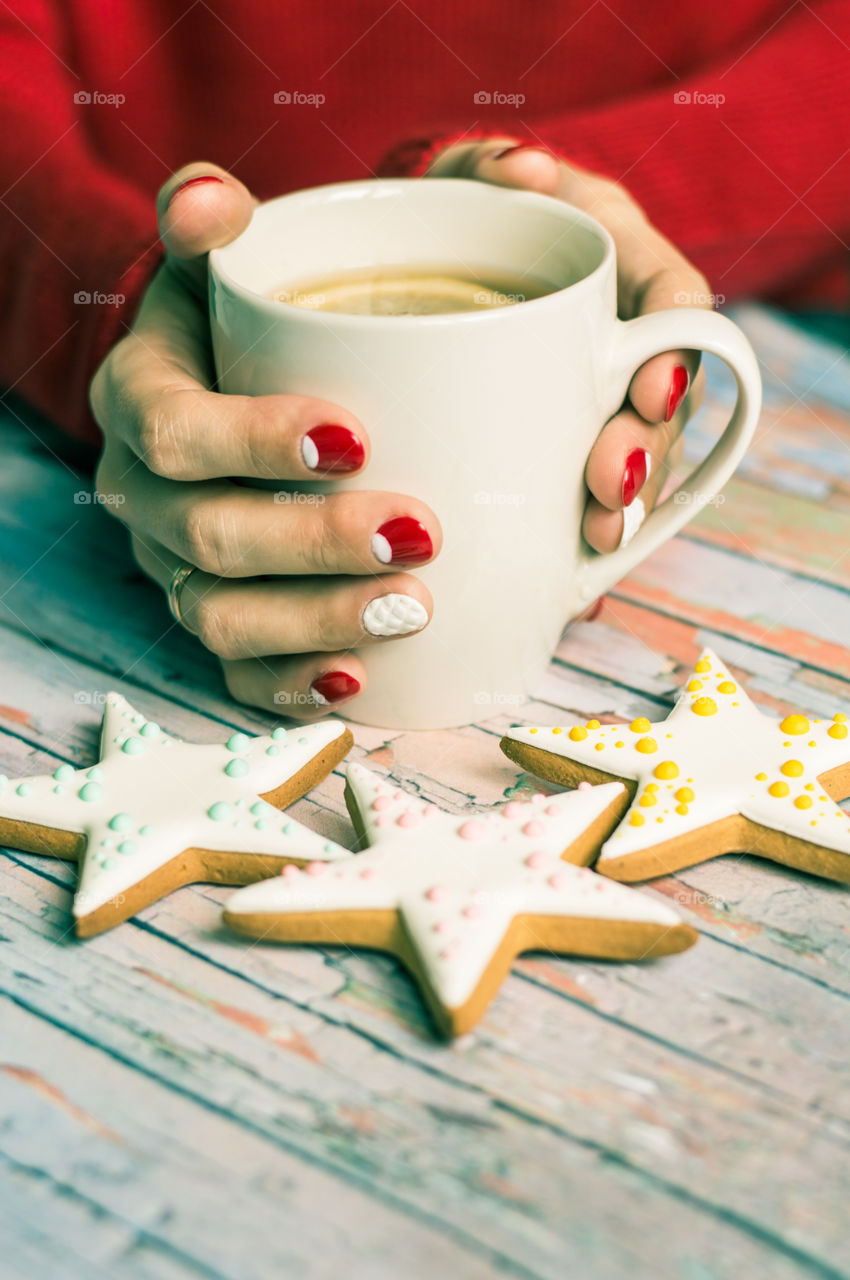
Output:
[619, 497, 646, 549]
[622, 448, 650, 507]
[166, 174, 225, 207]
[363, 593, 429, 637]
[490, 143, 554, 161]
[665, 365, 690, 422]
[302, 424, 365, 474]
[371, 517, 433, 566]
[310, 670, 361, 705]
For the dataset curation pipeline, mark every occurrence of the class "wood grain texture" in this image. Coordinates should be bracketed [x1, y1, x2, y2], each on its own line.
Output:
[1, 306, 848, 1279]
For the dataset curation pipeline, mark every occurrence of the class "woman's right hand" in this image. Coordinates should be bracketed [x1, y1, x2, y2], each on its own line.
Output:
[90, 163, 440, 718]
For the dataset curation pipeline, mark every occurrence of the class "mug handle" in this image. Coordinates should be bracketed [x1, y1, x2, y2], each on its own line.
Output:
[573, 306, 762, 607]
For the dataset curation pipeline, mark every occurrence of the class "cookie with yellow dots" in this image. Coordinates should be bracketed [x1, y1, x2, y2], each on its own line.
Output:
[501, 650, 850, 884]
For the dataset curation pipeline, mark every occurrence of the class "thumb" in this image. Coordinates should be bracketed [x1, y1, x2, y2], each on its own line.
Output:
[156, 162, 256, 293]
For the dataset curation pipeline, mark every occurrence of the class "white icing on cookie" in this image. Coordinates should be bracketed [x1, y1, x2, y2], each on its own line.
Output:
[225, 763, 686, 1011]
[504, 649, 850, 869]
[0, 694, 351, 919]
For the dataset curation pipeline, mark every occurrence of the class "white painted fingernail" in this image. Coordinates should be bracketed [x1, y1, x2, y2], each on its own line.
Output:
[619, 497, 645, 549]
[371, 533, 392, 564]
[363, 593, 428, 637]
[301, 435, 319, 469]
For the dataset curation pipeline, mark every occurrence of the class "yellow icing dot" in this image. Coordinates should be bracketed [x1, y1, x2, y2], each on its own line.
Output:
[656, 817, 664, 823]
[654, 760, 679, 780]
[586, 719, 601, 730]
[645, 782, 659, 792]
[828, 723, 848, 740]
[675, 787, 695, 803]
[694, 658, 711, 673]
[635, 737, 657, 754]
[779, 714, 810, 735]
[630, 717, 651, 733]
[780, 760, 804, 777]
[819, 795, 827, 802]
[794, 795, 813, 810]
[834, 712, 847, 723]
[630, 813, 645, 827]
[675, 803, 689, 815]
[528, 728, 538, 734]
[615, 741, 624, 748]
[783, 742, 791, 748]
[551, 727, 563, 735]
[687, 679, 703, 693]
[717, 681, 737, 694]
[732, 701, 740, 706]
[808, 740, 816, 748]
[595, 742, 605, 751]
[768, 781, 790, 798]
[755, 772, 767, 781]
[691, 697, 718, 717]
[805, 783, 815, 791]
[639, 793, 657, 808]
[811, 820, 818, 827]
[569, 726, 588, 742]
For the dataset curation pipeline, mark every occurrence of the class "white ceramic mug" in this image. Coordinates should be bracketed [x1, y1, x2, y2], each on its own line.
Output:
[209, 178, 761, 729]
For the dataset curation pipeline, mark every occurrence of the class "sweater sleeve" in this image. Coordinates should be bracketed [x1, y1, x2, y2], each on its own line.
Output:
[0, 2, 161, 444]
[379, 0, 850, 307]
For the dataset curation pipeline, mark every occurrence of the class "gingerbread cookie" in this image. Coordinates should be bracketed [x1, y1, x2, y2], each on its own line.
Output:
[501, 649, 850, 884]
[0, 693, 353, 936]
[224, 763, 696, 1038]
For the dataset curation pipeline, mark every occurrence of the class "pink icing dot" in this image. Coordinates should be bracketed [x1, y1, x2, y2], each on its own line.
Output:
[522, 820, 546, 837]
[393, 790, 403, 800]
[374, 814, 389, 827]
[433, 920, 449, 934]
[525, 851, 547, 870]
[545, 804, 560, 817]
[531, 792, 546, 803]
[547, 872, 568, 890]
[305, 861, 327, 877]
[502, 801, 522, 819]
[426, 885, 449, 903]
[577, 781, 592, 792]
[397, 810, 421, 829]
[282, 863, 300, 879]
[439, 943, 459, 960]
[372, 795, 393, 812]
[462, 904, 483, 920]
[423, 804, 439, 816]
[360, 866, 376, 879]
[457, 819, 488, 841]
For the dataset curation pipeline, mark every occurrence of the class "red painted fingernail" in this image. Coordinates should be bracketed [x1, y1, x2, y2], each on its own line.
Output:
[166, 175, 225, 207]
[490, 143, 554, 161]
[302, 424, 365, 474]
[310, 670, 361, 705]
[622, 449, 649, 508]
[665, 365, 690, 422]
[372, 516, 433, 566]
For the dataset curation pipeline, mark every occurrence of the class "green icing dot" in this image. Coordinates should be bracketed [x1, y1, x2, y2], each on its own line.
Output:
[53, 785, 66, 795]
[132, 714, 144, 725]
[78, 782, 103, 803]
[100, 839, 113, 849]
[139, 825, 154, 837]
[139, 721, 160, 739]
[53, 764, 74, 782]
[101, 858, 116, 870]
[265, 744, 280, 757]
[271, 727, 288, 742]
[122, 738, 145, 755]
[254, 820, 267, 830]
[16, 783, 32, 797]
[283, 822, 296, 835]
[208, 801, 234, 822]
[224, 758, 249, 779]
[226, 733, 250, 753]
[87, 766, 104, 782]
[118, 840, 137, 856]
[298, 737, 308, 746]
[324, 843, 337, 854]
[108, 813, 133, 832]
[250, 802, 267, 817]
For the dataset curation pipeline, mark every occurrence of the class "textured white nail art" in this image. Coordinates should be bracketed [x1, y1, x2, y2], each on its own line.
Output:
[371, 533, 392, 564]
[619, 497, 645, 549]
[309, 686, 329, 706]
[363, 593, 428, 637]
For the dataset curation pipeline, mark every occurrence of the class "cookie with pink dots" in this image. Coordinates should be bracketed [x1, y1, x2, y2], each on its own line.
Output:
[0, 693, 353, 936]
[223, 762, 696, 1038]
[501, 649, 850, 884]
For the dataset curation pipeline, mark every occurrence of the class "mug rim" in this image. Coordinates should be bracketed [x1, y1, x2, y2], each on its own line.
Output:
[209, 177, 615, 329]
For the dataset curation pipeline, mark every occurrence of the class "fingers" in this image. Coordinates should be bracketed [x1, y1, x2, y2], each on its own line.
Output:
[100, 439, 440, 579]
[131, 532, 432, 659]
[222, 653, 368, 720]
[156, 162, 256, 296]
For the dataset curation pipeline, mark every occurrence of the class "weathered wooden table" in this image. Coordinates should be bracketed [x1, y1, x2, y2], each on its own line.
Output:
[1, 305, 848, 1280]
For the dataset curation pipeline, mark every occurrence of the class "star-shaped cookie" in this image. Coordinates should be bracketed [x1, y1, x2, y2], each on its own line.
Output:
[223, 763, 696, 1037]
[0, 693, 353, 935]
[501, 649, 850, 884]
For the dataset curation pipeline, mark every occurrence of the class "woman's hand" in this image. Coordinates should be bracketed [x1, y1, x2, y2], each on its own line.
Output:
[427, 140, 708, 553]
[90, 163, 440, 718]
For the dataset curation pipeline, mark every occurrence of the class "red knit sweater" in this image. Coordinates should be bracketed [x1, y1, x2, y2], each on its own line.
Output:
[2, 0, 849, 443]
